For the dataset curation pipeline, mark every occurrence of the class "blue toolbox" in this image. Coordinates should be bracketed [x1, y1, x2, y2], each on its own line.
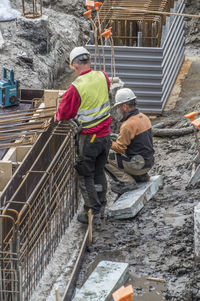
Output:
[0, 67, 20, 107]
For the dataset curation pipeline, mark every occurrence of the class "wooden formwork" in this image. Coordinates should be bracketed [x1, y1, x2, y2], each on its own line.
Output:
[96, 0, 176, 47]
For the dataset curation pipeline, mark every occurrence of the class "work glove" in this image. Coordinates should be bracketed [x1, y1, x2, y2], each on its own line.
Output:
[110, 133, 118, 141]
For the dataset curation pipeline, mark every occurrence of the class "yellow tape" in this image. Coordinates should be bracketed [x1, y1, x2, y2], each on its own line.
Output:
[90, 134, 96, 143]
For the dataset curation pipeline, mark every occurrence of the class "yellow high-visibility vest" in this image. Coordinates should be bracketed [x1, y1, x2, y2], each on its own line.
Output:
[72, 70, 110, 128]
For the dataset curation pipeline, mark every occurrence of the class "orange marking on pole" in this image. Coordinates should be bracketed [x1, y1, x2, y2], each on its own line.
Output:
[101, 28, 112, 39]
[84, 10, 92, 18]
[94, 1, 102, 10]
[192, 118, 200, 130]
[184, 112, 198, 122]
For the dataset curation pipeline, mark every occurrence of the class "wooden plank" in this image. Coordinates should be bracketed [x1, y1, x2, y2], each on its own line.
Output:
[62, 228, 89, 301]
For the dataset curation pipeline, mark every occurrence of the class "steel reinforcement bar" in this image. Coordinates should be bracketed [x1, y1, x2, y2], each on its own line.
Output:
[0, 121, 80, 301]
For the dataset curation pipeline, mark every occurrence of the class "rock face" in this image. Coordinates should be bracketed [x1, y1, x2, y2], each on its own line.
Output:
[0, 0, 90, 89]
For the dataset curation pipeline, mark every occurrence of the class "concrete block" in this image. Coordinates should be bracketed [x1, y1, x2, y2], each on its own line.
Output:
[188, 164, 200, 187]
[2, 147, 16, 162]
[2, 146, 31, 163]
[73, 261, 129, 301]
[0, 31, 4, 50]
[194, 203, 200, 257]
[44, 89, 65, 108]
[44, 90, 59, 108]
[16, 146, 31, 162]
[0, 161, 12, 191]
[107, 175, 163, 220]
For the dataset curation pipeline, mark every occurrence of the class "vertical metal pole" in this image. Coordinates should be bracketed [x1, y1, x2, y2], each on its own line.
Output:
[88, 209, 93, 243]
[40, 0, 43, 16]
[97, 12, 106, 71]
[9, 240, 15, 301]
[22, 0, 25, 15]
[193, 127, 200, 160]
[0, 263, 3, 301]
[33, 0, 35, 16]
[89, 30, 94, 45]
[137, 32, 142, 47]
[19, 266, 22, 301]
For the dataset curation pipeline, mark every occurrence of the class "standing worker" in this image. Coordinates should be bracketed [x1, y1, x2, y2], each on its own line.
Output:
[55, 47, 111, 224]
[106, 88, 154, 194]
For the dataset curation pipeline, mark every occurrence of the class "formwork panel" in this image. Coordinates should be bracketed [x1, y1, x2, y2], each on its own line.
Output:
[161, 0, 185, 110]
[86, 0, 185, 114]
[0, 121, 79, 301]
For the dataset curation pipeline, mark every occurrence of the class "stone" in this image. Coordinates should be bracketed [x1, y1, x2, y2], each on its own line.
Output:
[107, 175, 163, 220]
[73, 261, 129, 301]
[188, 164, 200, 187]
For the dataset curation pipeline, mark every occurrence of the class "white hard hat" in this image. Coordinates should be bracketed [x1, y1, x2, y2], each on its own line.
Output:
[114, 88, 136, 107]
[69, 46, 90, 67]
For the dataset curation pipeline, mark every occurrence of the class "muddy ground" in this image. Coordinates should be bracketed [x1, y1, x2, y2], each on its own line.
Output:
[18, 1, 200, 300]
[74, 62, 200, 301]
[30, 59, 200, 301]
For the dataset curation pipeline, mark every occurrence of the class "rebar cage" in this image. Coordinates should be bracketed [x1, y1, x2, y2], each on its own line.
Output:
[22, 0, 42, 19]
[0, 121, 79, 301]
[96, 0, 176, 47]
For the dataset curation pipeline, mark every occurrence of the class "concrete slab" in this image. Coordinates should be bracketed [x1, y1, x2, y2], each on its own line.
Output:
[73, 261, 129, 301]
[0, 31, 4, 50]
[44, 89, 65, 108]
[107, 175, 163, 220]
[0, 161, 12, 191]
[16, 146, 32, 162]
[188, 164, 200, 187]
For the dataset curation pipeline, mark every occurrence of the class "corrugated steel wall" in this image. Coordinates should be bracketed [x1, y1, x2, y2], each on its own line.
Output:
[86, 0, 185, 114]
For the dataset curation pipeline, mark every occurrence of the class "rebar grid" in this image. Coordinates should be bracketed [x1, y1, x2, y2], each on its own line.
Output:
[0, 121, 79, 300]
[22, 0, 42, 19]
[96, 0, 176, 47]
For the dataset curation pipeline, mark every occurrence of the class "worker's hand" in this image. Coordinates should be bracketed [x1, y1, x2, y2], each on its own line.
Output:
[110, 133, 118, 141]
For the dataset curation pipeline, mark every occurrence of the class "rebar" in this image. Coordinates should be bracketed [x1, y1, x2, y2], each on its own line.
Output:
[95, 0, 182, 47]
[0, 121, 79, 300]
[22, 0, 42, 19]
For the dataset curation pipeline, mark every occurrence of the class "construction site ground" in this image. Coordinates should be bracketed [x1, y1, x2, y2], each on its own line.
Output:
[29, 56, 200, 301]
[1, 2, 200, 301]
[74, 57, 200, 301]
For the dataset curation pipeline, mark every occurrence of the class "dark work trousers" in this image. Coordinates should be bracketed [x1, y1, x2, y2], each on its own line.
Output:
[75, 134, 111, 213]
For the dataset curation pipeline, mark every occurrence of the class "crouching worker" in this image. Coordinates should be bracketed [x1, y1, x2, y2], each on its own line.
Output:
[55, 47, 111, 224]
[106, 88, 154, 195]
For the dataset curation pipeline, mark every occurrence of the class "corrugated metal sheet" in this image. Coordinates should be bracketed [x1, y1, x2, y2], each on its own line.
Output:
[86, 0, 185, 114]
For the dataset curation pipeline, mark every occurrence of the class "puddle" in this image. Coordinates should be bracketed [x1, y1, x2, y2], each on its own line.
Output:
[127, 275, 166, 301]
[164, 211, 188, 227]
[80, 251, 166, 301]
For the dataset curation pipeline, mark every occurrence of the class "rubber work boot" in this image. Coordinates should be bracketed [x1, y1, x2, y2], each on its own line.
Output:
[77, 210, 100, 224]
[134, 173, 150, 183]
[77, 212, 89, 224]
[111, 180, 138, 195]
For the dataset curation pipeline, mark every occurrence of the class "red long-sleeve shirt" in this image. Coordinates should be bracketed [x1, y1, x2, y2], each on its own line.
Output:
[56, 69, 111, 137]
